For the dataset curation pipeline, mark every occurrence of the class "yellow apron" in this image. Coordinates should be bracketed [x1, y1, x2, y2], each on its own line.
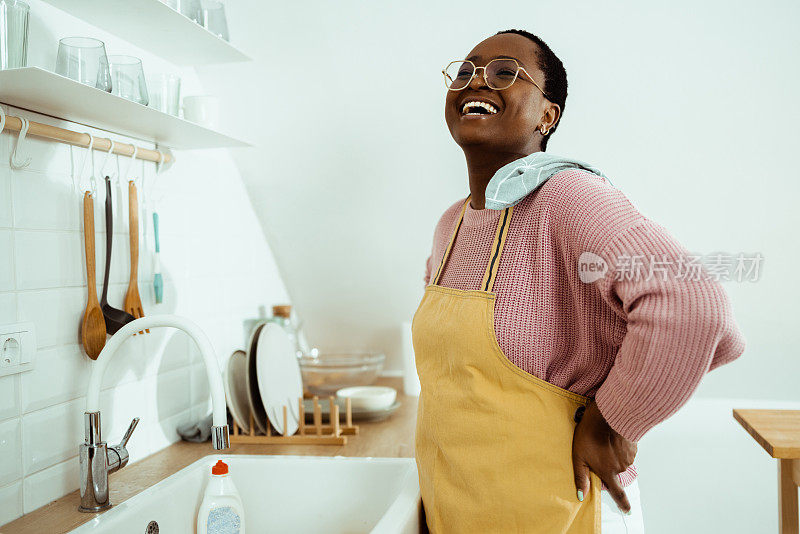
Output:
[413, 197, 601, 533]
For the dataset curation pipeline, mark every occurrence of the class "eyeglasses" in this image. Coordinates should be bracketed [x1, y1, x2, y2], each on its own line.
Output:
[442, 58, 548, 97]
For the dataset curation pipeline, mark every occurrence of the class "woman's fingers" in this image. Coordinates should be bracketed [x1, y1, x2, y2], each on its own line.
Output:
[601, 470, 631, 514]
[571, 399, 636, 513]
[572, 457, 591, 502]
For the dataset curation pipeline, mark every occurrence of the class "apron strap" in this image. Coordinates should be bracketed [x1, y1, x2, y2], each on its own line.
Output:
[432, 196, 514, 291]
[432, 197, 470, 286]
[480, 205, 514, 292]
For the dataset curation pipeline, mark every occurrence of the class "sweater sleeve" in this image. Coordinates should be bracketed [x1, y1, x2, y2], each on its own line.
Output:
[592, 221, 746, 442]
[537, 169, 746, 443]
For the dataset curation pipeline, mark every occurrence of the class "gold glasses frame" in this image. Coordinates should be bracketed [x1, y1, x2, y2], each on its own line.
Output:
[442, 58, 548, 97]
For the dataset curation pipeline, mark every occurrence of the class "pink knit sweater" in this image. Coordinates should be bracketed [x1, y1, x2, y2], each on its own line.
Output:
[423, 169, 746, 488]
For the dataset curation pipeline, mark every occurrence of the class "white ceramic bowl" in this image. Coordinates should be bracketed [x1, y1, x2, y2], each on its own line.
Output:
[336, 386, 397, 411]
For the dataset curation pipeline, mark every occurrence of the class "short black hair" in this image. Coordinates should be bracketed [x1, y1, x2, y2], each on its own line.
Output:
[495, 29, 567, 150]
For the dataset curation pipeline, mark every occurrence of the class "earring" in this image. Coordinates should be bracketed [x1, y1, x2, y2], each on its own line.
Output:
[539, 125, 549, 135]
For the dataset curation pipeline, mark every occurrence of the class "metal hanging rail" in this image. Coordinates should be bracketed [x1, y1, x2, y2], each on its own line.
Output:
[1, 113, 172, 164]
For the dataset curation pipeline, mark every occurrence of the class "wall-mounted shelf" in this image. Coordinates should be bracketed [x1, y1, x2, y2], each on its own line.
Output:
[0, 68, 249, 150]
[40, 0, 251, 66]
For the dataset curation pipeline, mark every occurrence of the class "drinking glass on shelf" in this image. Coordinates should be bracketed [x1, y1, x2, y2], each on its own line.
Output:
[201, 1, 229, 41]
[184, 0, 202, 23]
[0, 0, 30, 70]
[182, 95, 219, 128]
[148, 74, 181, 116]
[103, 55, 148, 105]
[162, 0, 202, 23]
[55, 37, 112, 91]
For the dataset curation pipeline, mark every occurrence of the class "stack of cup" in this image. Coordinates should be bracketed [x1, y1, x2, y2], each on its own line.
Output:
[0, 0, 29, 70]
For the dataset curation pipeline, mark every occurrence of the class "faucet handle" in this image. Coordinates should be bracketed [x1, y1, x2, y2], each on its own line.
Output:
[118, 417, 140, 449]
[107, 417, 140, 476]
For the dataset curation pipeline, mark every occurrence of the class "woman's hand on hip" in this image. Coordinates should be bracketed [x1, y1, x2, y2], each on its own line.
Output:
[571, 399, 637, 514]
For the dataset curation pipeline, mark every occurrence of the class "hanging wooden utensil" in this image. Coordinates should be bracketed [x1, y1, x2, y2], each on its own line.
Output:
[80, 192, 107, 359]
[124, 180, 148, 334]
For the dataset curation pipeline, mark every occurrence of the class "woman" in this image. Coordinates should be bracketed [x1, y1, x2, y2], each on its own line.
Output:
[413, 29, 745, 533]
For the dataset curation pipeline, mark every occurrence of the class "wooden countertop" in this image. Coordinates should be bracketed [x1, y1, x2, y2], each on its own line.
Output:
[733, 408, 800, 458]
[3, 377, 417, 534]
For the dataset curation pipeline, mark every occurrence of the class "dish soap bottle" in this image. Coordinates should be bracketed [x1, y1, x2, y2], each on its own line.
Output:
[197, 460, 245, 534]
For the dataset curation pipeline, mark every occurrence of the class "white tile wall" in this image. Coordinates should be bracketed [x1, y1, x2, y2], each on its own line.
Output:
[22, 459, 80, 514]
[0, 292, 16, 324]
[0, 230, 14, 292]
[13, 230, 85, 290]
[0, 481, 23, 526]
[0, 165, 12, 229]
[11, 169, 80, 231]
[0, 106, 289, 525]
[21, 345, 89, 413]
[17, 288, 86, 348]
[0, 375, 21, 423]
[22, 398, 85, 476]
[0, 418, 22, 484]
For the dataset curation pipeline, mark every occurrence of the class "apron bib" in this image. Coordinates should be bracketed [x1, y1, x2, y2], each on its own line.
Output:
[413, 197, 601, 533]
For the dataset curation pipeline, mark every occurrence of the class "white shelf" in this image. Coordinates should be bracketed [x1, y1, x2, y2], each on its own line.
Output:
[0, 68, 250, 149]
[40, 0, 251, 66]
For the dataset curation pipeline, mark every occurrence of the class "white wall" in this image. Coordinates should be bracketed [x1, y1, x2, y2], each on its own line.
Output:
[198, 0, 800, 401]
[635, 396, 800, 533]
[0, 1, 288, 525]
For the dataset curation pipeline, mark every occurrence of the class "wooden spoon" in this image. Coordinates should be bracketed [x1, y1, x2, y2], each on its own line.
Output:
[80, 192, 107, 359]
[123, 180, 148, 334]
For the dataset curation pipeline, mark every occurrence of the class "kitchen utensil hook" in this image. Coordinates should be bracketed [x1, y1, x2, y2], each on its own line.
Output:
[125, 145, 145, 239]
[73, 133, 96, 197]
[148, 150, 168, 210]
[122, 145, 138, 184]
[156, 149, 165, 175]
[100, 140, 116, 181]
[10, 117, 32, 169]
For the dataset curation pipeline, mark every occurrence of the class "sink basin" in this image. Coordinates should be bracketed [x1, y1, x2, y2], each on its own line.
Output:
[69, 455, 421, 533]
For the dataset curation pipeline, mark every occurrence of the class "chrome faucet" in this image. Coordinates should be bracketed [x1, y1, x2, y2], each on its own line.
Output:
[79, 315, 230, 512]
[79, 414, 140, 512]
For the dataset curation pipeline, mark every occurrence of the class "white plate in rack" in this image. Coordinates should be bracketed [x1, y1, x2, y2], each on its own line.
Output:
[245, 322, 269, 434]
[224, 350, 250, 433]
[256, 323, 303, 436]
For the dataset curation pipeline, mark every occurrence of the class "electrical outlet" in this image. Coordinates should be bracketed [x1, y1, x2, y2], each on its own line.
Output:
[2, 337, 20, 365]
[0, 322, 36, 377]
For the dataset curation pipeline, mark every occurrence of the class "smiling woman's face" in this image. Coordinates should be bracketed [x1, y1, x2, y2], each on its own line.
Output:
[445, 33, 557, 154]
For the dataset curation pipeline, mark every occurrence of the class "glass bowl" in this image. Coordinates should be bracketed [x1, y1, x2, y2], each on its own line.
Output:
[298, 352, 385, 396]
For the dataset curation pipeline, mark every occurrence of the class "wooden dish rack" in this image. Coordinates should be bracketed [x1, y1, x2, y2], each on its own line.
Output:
[229, 393, 359, 445]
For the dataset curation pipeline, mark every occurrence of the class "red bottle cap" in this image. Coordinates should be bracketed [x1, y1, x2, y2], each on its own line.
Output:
[212, 460, 228, 475]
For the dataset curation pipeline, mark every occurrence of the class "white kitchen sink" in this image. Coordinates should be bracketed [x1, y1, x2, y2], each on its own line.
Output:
[69, 455, 421, 534]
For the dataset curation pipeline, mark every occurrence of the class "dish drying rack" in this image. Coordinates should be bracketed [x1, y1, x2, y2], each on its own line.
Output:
[229, 393, 360, 445]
